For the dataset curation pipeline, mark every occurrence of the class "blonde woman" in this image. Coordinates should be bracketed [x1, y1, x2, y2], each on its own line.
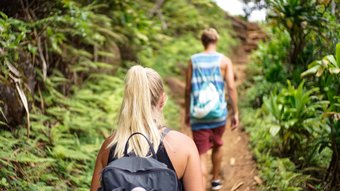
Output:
[91, 65, 203, 191]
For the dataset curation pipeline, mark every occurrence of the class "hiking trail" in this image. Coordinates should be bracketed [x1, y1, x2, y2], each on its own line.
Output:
[165, 17, 266, 191]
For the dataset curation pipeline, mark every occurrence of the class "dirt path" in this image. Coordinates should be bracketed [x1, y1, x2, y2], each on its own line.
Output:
[165, 18, 265, 191]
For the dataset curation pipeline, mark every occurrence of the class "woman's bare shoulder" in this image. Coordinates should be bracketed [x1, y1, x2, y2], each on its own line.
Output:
[164, 130, 196, 152]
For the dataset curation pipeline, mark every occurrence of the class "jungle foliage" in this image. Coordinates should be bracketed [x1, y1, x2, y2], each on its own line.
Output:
[0, 0, 235, 189]
[242, 0, 339, 190]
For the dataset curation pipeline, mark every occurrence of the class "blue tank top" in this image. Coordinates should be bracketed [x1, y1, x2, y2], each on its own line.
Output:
[190, 52, 227, 130]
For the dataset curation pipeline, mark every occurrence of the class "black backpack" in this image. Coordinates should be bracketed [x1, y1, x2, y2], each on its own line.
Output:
[100, 132, 179, 191]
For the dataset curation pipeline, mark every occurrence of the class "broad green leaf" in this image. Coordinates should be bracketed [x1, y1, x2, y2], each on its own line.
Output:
[270, 124, 281, 136]
[301, 64, 319, 77]
[316, 66, 325, 77]
[0, 11, 8, 19]
[325, 55, 337, 67]
[329, 68, 340, 74]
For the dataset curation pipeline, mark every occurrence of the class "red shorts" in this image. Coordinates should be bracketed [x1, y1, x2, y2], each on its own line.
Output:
[192, 125, 226, 154]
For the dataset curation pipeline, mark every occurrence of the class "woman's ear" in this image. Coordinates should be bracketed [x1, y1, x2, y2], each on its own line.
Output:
[158, 92, 167, 110]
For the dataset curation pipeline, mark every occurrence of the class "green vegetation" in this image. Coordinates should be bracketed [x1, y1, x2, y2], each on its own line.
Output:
[2, 0, 337, 190]
[241, 0, 339, 190]
[0, 0, 235, 189]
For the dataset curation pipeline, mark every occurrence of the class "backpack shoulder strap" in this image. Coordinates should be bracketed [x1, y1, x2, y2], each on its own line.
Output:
[161, 127, 171, 141]
[108, 144, 117, 165]
[108, 129, 171, 164]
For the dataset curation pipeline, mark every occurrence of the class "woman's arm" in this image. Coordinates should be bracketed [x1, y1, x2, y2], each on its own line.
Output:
[90, 137, 111, 191]
[182, 138, 204, 191]
[90, 150, 104, 191]
[164, 131, 204, 190]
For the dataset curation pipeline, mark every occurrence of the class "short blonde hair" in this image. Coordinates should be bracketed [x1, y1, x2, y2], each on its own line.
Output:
[201, 28, 219, 48]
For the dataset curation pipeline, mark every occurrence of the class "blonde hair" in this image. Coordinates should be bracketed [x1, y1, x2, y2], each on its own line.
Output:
[201, 28, 219, 48]
[108, 65, 165, 158]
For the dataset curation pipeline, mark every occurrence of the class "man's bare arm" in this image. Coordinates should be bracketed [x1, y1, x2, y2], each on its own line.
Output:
[184, 60, 192, 126]
[223, 57, 239, 128]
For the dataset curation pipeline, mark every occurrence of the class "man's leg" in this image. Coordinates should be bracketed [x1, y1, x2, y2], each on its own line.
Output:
[211, 125, 226, 187]
[211, 145, 223, 180]
[192, 129, 212, 190]
[200, 153, 208, 190]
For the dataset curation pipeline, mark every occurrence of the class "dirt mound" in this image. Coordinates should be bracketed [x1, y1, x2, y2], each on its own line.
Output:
[228, 15, 267, 53]
[165, 77, 185, 106]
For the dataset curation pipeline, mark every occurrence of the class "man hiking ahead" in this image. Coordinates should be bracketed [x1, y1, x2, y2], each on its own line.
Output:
[185, 28, 239, 190]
